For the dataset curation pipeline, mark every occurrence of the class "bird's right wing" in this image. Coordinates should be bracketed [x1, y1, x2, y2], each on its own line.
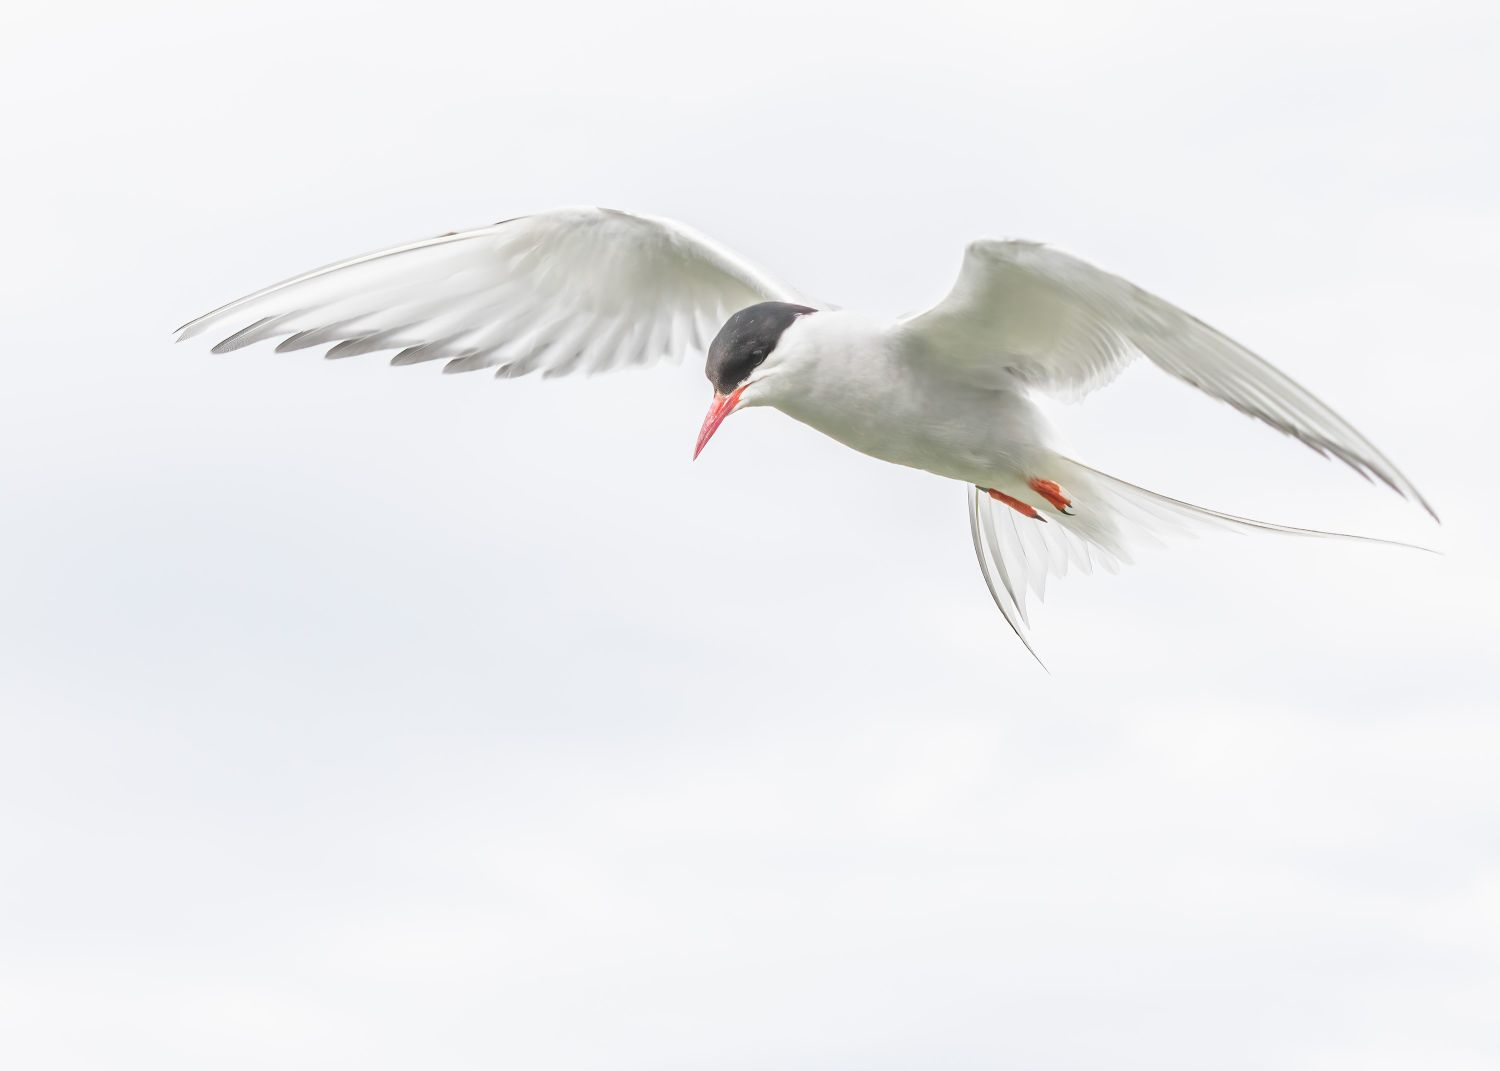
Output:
[906, 240, 1434, 519]
[177, 206, 807, 376]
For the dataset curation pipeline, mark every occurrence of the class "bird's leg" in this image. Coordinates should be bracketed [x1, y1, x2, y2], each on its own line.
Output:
[1028, 478, 1074, 515]
[983, 487, 1045, 521]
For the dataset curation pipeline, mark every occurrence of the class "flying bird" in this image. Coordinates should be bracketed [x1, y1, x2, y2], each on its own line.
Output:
[177, 206, 1433, 662]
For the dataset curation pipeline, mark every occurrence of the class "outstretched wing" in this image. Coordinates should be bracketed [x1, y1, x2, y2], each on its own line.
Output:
[905, 240, 1434, 519]
[177, 206, 806, 377]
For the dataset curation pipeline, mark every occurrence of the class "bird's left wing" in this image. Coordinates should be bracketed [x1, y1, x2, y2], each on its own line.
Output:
[177, 206, 805, 376]
[903, 240, 1434, 518]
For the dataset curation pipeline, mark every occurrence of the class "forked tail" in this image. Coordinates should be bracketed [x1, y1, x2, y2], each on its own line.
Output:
[968, 458, 1429, 668]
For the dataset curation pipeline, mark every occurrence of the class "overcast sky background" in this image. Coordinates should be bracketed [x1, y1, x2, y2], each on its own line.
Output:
[2, 1, 1497, 1068]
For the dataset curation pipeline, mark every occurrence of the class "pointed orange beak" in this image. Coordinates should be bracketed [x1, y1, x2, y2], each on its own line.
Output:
[693, 385, 746, 460]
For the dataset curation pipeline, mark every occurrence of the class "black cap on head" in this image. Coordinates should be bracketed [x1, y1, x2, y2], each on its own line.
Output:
[705, 301, 816, 395]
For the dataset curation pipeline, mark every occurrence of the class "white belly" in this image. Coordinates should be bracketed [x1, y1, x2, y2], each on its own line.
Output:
[768, 314, 1055, 488]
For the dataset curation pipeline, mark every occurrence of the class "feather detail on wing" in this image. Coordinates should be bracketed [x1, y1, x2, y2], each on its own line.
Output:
[907, 240, 1435, 519]
[177, 206, 808, 378]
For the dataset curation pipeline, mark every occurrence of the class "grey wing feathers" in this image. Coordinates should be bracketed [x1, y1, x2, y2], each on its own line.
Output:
[908, 240, 1434, 519]
[177, 206, 802, 379]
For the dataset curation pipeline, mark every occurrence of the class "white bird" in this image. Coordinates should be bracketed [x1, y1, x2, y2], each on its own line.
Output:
[177, 206, 1434, 663]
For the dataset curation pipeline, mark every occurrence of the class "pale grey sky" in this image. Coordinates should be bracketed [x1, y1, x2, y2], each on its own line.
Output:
[2, 1, 1497, 1068]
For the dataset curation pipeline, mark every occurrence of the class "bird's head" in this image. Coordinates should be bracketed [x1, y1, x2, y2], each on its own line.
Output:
[694, 301, 818, 459]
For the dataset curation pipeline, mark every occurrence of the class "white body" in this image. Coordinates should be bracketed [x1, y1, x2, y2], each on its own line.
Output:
[750, 311, 1056, 502]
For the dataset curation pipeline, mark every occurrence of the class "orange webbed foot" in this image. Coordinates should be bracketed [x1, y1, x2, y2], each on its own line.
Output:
[1028, 478, 1074, 515]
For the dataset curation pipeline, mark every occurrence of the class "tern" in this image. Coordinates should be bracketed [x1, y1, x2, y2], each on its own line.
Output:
[177, 206, 1434, 662]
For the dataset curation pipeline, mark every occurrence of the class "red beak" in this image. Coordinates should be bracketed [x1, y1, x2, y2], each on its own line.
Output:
[693, 386, 746, 460]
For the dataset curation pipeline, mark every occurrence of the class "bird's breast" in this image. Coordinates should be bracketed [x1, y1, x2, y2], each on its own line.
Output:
[773, 330, 1049, 485]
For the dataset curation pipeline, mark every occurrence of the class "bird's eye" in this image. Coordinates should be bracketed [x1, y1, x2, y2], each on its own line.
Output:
[751, 348, 766, 359]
